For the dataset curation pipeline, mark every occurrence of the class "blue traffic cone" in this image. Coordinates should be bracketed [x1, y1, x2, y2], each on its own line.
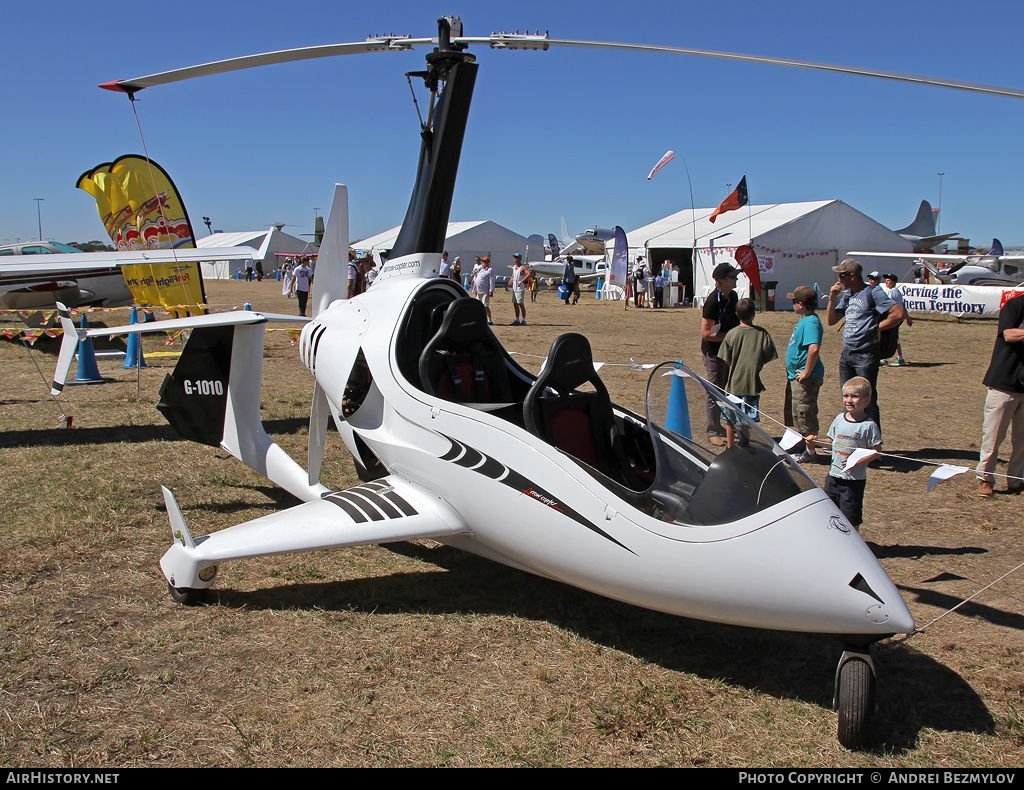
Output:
[123, 307, 147, 368]
[665, 360, 691, 439]
[73, 312, 104, 384]
[244, 302, 252, 311]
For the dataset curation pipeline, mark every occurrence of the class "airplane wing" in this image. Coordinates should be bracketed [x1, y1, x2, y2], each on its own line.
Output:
[159, 477, 470, 592]
[847, 250, 1024, 263]
[1, 246, 261, 275]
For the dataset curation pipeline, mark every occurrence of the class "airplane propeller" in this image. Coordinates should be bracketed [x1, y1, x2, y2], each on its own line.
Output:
[308, 381, 330, 487]
[100, 30, 1024, 100]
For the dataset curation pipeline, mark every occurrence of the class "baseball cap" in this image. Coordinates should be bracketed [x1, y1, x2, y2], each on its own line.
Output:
[833, 258, 863, 276]
[786, 285, 817, 307]
[712, 262, 742, 281]
[867, 271, 881, 280]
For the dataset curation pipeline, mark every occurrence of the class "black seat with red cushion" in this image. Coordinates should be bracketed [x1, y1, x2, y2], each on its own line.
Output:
[524, 333, 636, 486]
[418, 297, 512, 403]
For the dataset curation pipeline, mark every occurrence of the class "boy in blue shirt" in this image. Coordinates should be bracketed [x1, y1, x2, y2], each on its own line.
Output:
[785, 286, 825, 462]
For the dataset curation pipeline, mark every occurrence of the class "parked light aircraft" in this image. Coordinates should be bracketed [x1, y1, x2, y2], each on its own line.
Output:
[849, 237, 1024, 287]
[55, 15, 1024, 749]
[1, 243, 259, 311]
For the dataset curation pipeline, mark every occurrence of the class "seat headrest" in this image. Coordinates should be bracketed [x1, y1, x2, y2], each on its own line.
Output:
[538, 333, 596, 393]
[435, 297, 490, 348]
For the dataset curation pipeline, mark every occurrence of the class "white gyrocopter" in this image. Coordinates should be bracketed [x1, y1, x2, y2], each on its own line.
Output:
[52, 17, 1024, 749]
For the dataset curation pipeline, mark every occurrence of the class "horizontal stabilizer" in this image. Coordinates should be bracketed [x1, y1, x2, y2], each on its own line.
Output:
[51, 302, 82, 396]
[159, 477, 469, 590]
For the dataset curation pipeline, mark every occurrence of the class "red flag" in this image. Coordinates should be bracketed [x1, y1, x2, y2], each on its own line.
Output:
[735, 244, 761, 295]
[709, 175, 748, 224]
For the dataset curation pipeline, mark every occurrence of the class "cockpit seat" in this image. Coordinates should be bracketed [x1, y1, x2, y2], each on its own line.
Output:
[419, 297, 512, 403]
[524, 333, 638, 487]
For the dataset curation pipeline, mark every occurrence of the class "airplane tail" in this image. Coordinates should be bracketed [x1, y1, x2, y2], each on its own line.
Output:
[895, 200, 937, 237]
[156, 321, 327, 502]
[990, 238, 1004, 257]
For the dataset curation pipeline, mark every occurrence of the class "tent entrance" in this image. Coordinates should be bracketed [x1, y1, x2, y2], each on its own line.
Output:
[645, 247, 694, 303]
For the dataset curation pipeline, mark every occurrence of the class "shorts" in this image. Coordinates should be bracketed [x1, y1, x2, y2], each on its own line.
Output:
[724, 394, 760, 424]
[511, 289, 525, 304]
[473, 291, 491, 307]
[824, 475, 866, 527]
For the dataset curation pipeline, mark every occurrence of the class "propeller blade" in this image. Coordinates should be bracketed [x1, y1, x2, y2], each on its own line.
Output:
[99, 32, 1024, 100]
[308, 381, 329, 487]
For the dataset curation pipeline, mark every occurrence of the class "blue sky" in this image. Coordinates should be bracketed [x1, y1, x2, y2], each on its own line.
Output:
[4, 0, 1023, 248]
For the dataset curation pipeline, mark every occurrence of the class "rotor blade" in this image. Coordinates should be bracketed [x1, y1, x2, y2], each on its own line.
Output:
[539, 38, 1024, 100]
[100, 32, 1024, 101]
[308, 381, 329, 487]
[100, 37, 435, 93]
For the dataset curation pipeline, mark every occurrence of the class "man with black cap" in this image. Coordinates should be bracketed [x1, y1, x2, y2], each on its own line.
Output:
[701, 262, 742, 445]
[827, 258, 904, 431]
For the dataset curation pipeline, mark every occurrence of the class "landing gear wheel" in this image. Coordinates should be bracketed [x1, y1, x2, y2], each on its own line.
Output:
[836, 657, 875, 750]
[167, 583, 209, 606]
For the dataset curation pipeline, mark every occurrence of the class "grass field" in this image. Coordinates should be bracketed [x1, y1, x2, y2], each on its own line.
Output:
[2, 278, 1023, 767]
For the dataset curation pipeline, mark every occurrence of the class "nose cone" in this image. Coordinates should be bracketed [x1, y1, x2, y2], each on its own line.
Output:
[761, 500, 915, 636]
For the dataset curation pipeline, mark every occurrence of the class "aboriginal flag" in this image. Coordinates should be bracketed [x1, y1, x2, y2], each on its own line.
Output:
[709, 176, 748, 224]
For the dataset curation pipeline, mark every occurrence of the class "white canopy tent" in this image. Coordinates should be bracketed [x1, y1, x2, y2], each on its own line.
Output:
[611, 200, 911, 307]
[196, 226, 318, 279]
[353, 220, 545, 274]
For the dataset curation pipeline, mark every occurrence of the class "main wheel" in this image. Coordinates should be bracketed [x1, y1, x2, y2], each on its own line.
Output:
[167, 583, 209, 606]
[836, 657, 875, 749]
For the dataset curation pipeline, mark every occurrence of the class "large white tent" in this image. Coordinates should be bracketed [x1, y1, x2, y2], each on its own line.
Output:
[613, 200, 911, 308]
[353, 220, 545, 274]
[196, 226, 318, 279]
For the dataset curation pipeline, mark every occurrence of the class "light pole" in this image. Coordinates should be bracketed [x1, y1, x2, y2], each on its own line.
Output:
[936, 172, 944, 234]
[33, 198, 44, 241]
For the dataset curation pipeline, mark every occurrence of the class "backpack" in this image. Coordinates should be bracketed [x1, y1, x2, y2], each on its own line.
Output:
[867, 286, 901, 358]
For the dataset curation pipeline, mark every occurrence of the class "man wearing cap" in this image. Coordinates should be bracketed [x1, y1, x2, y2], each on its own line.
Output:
[785, 286, 825, 462]
[701, 262, 742, 445]
[827, 258, 905, 430]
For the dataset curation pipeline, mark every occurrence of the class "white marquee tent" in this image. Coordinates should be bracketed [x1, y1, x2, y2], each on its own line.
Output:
[612, 200, 911, 307]
[353, 220, 545, 274]
[196, 226, 319, 279]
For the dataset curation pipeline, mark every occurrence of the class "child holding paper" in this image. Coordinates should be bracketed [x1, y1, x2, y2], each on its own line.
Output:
[806, 376, 881, 531]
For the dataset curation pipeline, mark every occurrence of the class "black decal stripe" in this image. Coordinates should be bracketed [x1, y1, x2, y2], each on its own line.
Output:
[310, 324, 327, 373]
[345, 490, 394, 520]
[333, 491, 385, 522]
[440, 433, 634, 555]
[384, 491, 418, 517]
[351, 486, 403, 518]
[849, 573, 884, 604]
[440, 438, 465, 462]
[325, 494, 367, 523]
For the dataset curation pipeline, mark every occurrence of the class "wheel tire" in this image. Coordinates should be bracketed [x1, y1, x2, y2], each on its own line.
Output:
[167, 583, 209, 606]
[837, 658, 875, 750]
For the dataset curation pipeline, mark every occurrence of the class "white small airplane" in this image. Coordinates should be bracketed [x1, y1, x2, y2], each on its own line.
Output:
[849, 238, 1024, 287]
[55, 15, 1024, 749]
[529, 253, 608, 282]
[0, 242, 261, 311]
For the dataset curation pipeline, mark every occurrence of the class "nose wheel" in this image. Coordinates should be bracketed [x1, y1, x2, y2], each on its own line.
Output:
[834, 648, 876, 749]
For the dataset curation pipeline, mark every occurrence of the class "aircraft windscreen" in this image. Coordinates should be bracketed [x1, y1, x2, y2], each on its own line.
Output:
[642, 361, 815, 526]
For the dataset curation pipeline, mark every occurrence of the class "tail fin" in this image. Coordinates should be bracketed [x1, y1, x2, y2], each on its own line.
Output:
[990, 238, 1004, 257]
[895, 200, 937, 237]
[156, 322, 328, 502]
[51, 302, 81, 396]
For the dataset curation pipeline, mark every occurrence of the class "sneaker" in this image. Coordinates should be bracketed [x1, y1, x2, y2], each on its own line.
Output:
[979, 480, 994, 498]
[520, 319, 526, 326]
[487, 319, 493, 325]
[891, 359, 907, 367]
[793, 452, 818, 464]
[707, 436, 726, 447]
[511, 320, 520, 325]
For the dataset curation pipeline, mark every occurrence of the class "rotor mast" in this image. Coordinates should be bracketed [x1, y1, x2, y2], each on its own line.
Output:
[390, 16, 477, 259]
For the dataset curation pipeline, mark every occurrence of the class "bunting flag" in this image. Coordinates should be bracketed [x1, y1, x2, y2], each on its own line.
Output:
[709, 175, 748, 224]
[647, 150, 675, 180]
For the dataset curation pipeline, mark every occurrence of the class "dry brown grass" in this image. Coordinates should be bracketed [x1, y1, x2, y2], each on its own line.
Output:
[2, 278, 1024, 766]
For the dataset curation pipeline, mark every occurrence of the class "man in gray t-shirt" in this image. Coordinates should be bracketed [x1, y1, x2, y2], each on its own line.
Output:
[826, 258, 904, 430]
